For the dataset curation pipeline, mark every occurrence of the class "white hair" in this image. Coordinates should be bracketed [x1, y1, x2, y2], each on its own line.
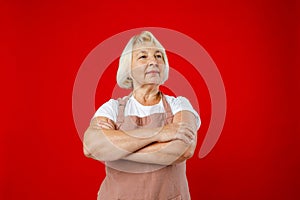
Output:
[116, 31, 170, 89]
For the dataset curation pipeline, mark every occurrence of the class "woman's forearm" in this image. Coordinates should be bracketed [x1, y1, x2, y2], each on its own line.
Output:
[83, 126, 162, 161]
[83, 111, 197, 163]
[123, 139, 196, 165]
[121, 111, 198, 165]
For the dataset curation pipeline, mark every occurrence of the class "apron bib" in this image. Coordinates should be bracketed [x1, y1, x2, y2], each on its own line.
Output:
[97, 93, 190, 200]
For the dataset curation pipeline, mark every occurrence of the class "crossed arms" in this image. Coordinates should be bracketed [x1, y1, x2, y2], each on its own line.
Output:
[83, 111, 198, 165]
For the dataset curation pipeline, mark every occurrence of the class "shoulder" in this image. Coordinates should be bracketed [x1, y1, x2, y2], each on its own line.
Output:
[164, 94, 201, 130]
[99, 99, 119, 111]
[164, 95, 195, 111]
[93, 98, 120, 122]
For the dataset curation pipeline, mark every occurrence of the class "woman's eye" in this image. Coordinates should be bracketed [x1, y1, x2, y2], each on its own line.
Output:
[155, 54, 162, 59]
[138, 55, 147, 59]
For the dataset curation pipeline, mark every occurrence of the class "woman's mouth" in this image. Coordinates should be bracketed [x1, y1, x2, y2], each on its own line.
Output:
[146, 71, 159, 75]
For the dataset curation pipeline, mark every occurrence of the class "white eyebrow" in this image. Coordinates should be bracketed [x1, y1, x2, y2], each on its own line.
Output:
[134, 49, 162, 56]
[136, 50, 148, 54]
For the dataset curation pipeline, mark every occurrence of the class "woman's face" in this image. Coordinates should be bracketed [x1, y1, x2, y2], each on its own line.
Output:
[131, 42, 165, 88]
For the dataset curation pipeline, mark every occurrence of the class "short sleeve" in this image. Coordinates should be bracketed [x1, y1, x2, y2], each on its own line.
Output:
[166, 96, 201, 130]
[93, 99, 119, 123]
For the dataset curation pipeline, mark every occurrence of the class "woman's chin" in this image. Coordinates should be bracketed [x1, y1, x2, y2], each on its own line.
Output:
[133, 79, 163, 88]
[147, 77, 162, 84]
[146, 81, 162, 86]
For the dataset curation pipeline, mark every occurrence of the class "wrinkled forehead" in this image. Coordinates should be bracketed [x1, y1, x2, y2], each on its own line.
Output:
[132, 41, 163, 52]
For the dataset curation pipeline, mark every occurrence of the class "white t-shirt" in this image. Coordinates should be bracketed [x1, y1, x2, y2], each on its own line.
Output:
[94, 95, 201, 130]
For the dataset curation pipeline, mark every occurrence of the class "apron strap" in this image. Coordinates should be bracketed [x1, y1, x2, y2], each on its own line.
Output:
[116, 93, 132, 129]
[161, 92, 174, 124]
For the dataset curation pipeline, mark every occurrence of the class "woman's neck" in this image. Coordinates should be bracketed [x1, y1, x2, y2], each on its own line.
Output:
[132, 85, 161, 106]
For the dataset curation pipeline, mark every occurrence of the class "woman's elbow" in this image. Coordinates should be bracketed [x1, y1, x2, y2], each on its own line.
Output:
[183, 150, 194, 160]
[83, 129, 107, 161]
[83, 134, 121, 162]
[184, 143, 197, 159]
[172, 151, 194, 165]
[176, 145, 196, 163]
[82, 127, 128, 161]
[83, 142, 117, 161]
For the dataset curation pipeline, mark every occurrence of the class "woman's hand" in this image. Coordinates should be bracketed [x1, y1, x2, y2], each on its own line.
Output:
[123, 111, 198, 165]
[156, 122, 196, 144]
[96, 121, 116, 130]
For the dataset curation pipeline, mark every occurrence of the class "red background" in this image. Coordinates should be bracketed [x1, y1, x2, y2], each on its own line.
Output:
[2, 0, 300, 199]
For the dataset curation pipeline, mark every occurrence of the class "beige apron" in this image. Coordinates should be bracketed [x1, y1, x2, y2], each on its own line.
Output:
[97, 93, 190, 200]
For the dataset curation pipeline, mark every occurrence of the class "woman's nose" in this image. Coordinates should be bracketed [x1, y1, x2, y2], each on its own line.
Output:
[148, 56, 158, 66]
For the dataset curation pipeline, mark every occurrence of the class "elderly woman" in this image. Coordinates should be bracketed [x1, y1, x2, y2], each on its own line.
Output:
[83, 31, 201, 200]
